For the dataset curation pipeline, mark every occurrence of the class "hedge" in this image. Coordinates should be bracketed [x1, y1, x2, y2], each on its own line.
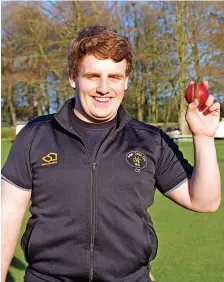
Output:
[1, 127, 16, 139]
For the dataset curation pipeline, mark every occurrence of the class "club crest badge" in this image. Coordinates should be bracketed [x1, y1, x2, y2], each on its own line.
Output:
[126, 151, 147, 173]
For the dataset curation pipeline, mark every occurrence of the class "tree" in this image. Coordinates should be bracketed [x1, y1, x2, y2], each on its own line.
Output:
[2, 1, 223, 126]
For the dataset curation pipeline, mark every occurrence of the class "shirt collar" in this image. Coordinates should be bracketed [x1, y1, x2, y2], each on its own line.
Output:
[54, 98, 132, 135]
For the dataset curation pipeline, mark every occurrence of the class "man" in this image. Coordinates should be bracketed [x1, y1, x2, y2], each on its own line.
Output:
[1, 25, 221, 282]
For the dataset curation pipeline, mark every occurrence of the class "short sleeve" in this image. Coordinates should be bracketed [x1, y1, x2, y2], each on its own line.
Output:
[1, 125, 32, 190]
[155, 130, 193, 195]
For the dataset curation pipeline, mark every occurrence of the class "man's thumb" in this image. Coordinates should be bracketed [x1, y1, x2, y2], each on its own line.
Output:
[189, 98, 199, 109]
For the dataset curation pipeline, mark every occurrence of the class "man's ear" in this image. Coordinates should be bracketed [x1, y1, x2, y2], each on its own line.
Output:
[125, 77, 129, 91]
[69, 71, 76, 89]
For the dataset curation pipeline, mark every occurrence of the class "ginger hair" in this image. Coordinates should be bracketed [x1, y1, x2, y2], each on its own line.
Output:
[68, 25, 132, 77]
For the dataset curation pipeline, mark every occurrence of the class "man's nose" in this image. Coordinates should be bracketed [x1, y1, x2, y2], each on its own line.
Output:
[96, 78, 110, 94]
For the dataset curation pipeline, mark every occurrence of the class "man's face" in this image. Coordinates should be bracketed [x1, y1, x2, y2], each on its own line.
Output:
[69, 55, 128, 123]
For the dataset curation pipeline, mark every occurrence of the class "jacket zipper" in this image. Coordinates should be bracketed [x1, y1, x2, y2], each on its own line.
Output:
[88, 125, 131, 281]
[90, 162, 96, 281]
[54, 118, 97, 281]
[55, 114, 131, 281]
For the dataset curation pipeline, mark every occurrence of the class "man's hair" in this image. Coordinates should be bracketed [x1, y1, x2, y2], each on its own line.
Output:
[68, 25, 132, 77]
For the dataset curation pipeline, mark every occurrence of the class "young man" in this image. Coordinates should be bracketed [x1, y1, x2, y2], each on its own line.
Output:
[1, 25, 221, 282]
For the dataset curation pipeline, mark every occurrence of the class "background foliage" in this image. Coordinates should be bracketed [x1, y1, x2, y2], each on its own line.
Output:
[2, 1, 224, 133]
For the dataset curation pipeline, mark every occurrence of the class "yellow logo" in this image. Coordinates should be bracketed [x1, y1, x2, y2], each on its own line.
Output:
[41, 152, 58, 166]
[133, 156, 141, 164]
[126, 151, 147, 173]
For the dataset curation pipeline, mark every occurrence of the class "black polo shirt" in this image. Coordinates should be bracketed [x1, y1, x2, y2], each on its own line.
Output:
[70, 110, 117, 158]
[1, 98, 193, 282]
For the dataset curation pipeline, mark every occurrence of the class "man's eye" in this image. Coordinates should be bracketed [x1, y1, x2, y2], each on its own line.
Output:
[88, 75, 99, 80]
[110, 76, 121, 80]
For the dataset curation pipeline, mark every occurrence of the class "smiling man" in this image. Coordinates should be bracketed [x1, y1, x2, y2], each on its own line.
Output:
[70, 55, 128, 123]
[1, 25, 221, 282]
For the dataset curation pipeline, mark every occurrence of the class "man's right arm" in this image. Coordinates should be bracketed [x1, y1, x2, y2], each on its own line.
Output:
[1, 179, 31, 282]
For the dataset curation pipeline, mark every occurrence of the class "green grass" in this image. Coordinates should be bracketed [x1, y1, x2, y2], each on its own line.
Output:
[1, 141, 13, 166]
[2, 141, 30, 282]
[150, 140, 224, 282]
[1, 127, 15, 139]
[1, 140, 224, 282]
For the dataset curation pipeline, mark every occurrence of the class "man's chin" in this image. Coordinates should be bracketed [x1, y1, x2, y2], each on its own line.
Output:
[90, 113, 116, 123]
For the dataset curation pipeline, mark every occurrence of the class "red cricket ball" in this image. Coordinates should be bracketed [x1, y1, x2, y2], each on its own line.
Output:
[185, 83, 209, 106]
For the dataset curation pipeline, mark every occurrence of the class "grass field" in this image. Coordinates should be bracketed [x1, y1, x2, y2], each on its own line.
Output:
[1, 140, 224, 282]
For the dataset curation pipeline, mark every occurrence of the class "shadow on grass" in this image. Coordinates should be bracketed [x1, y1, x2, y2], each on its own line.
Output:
[6, 272, 15, 282]
[6, 256, 26, 282]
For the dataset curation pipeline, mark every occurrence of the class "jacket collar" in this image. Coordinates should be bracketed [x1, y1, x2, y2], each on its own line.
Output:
[54, 98, 132, 135]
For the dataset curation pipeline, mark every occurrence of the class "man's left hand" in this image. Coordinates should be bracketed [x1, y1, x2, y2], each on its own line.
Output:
[185, 81, 220, 137]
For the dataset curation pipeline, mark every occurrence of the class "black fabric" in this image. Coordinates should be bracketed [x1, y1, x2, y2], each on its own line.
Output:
[2, 124, 33, 190]
[70, 109, 117, 158]
[155, 129, 193, 194]
[2, 98, 193, 282]
[70, 107, 117, 130]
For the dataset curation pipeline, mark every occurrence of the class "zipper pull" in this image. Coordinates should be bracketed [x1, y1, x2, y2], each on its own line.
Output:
[92, 162, 96, 169]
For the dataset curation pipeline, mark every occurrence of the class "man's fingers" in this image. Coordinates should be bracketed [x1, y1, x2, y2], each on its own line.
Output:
[198, 103, 207, 112]
[202, 101, 220, 116]
[188, 98, 199, 110]
[202, 80, 208, 89]
[193, 95, 217, 113]
[204, 95, 215, 107]
[208, 101, 220, 112]
[187, 80, 209, 88]
[188, 80, 195, 86]
[198, 95, 214, 112]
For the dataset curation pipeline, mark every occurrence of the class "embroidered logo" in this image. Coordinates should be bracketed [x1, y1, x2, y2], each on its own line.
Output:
[125, 151, 147, 173]
[41, 152, 58, 166]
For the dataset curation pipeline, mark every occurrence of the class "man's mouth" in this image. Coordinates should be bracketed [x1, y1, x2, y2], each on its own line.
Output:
[93, 97, 111, 103]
